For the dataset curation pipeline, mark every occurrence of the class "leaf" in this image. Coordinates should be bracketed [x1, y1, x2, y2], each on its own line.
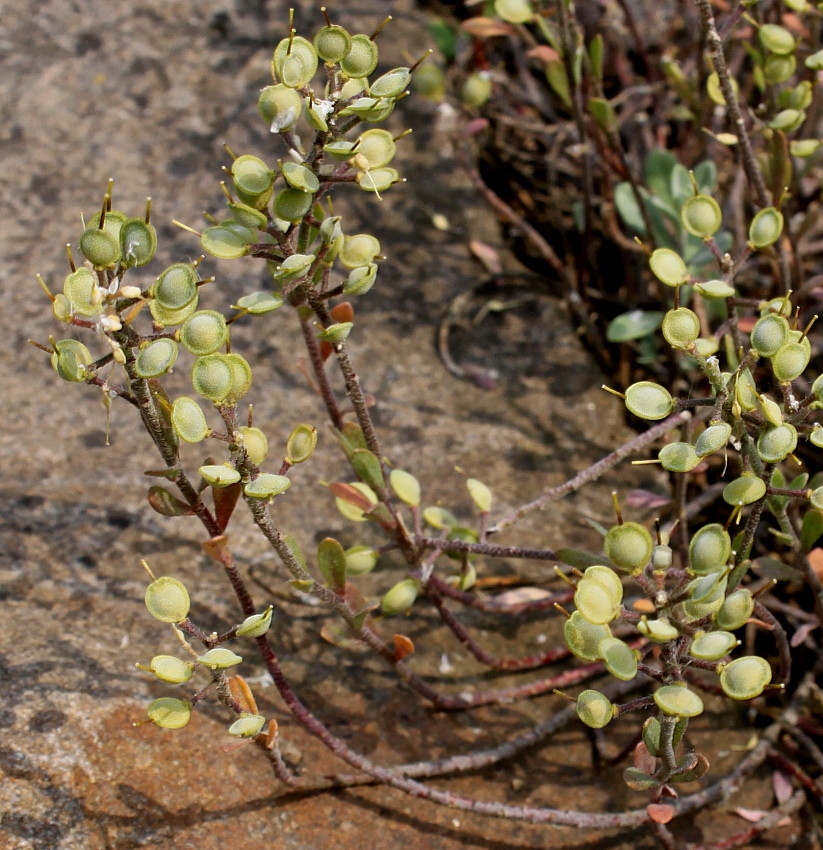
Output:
[320, 620, 368, 651]
[606, 310, 664, 343]
[589, 97, 617, 133]
[492, 586, 553, 606]
[633, 741, 657, 775]
[461, 17, 515, 37]
[317, 537, 347, 593]
[625, 488, 670, 510]
[614, 182, 647, 234]
[624, 767, 658, 791]
[545, 59, 571, 108]
[772, 769, 794, 804]
[647, 804, 674, 824]
[733, 808, 792, 827]
[644, 149, 678, 204]
[228, 675, 258, 715]
[555, 548, 612, 569]
[147, 485, 195, 517]
[469, 240, 503, 275]
[790, 621, 819, 648]
[526, 45, 560, 64]
[393, 634, 415, 660]
[694, 159, 717, 194]
[809, 548, 823, 581]
[669, 163, 692, 206]
[203, 534, 232, 567]
[427, 17, 458, 61]
[801, 509, 823, 551]
[320, 301, 355, 361]
[351, 448, 386, 491]
[213, 481, 242, 533]
[328, 482, 374, 511]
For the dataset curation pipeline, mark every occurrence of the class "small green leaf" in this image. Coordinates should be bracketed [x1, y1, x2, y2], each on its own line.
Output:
[317, 537, 347, 591]
[606, 310, 663, 343]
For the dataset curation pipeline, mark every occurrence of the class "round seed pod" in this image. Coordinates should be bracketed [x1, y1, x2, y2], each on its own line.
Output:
[582, 566, 623, 604]
[381, 578, 421, 615]
[87, 208, 126, 240]
[229, 713, 267, 738]
[171, 396, 209, 443]
[652, 544, 673, 571]
[51, 339, 93, 382]
[147, 697, 191, 729]
[772, 342, 810, 382]
[284, 423, 317, 464]
[120, 218, 157, 268]
[224, 353, 252, 403]
[694, 278, 735, 300]
[324, 139, 360, 160]
[135, 338, 179, 379]
[719, 656, 772, 700]
[340, 233, 381, 269]
[706, 72, 737, 105]
[764, 54, 797, 86]
[414, 63, 446, 100]
[624, 382, 674, 420]
[723, 475, 767, 506]
[791, 139, 821, 157]
[339, 76, 368, 100]
[52, 293, 73, 322]
[423, 506, 457, 529]
[197, 648, 242, 669]
[467, 478, 492, 513]
[390, 469, 421, 506]
[787, 328, 812, 357]
[228, 202, 267, 230]
[313, 24, 352, 62]
[649, 248, 689, 287]
[604, 522, 653, 572]
[316, 322, 353, 344]
[445, 527, 479, 562]
[274, 188, 314, 223]
[750, 313, 789, 357]
[574, 577, 619, 625]
[258, 84, 303, 132]
[150, 290, 200, 327]
[272, 35, 318, 86]
[146, 655, 194, 684]
[344, 545, 379, 576]
[659, 441, 700, 473]
[495, 0, 534, 23]
[218, 220, 256, 244]
[715, 588, 754, 630]
[79, 226, 121, 267]
[661, 308, 700, 349]
[462, 73, 492, 108]
[339, 33, 379, 78]
[689, 524, 731, 575]
[356, 128, 397, 169]
[575, 689, 614, 729]
[759, 297, 792, 318]
[770, 106, 805, 133]
[810, 487, 823, 510]
[238, 426, 268, 465]
[341, 96, 381, 117]
[637, 618, 679, 642]
[370, 67, 411, 99]
[758, 23, 796, 55]
[153, 264, 198, 311]
[695, 422, 732, 457]
[198, 464, 241, 487]
[749, 207, 784, 249]
[564, 611, 612, 661]
[357, 167, 399, 193]
[236, 606, 274, 637]
[810, 426, 823, 448]
[735, 369, 759, 411]
[757, 394, 783, 427]
[201, 226, 249, 259]
[681, 194, 722, 238]
[271, 253, 315, 281]
[682, 594, 725, 621]
[337, 482, 378, 522]
[687, 572, 727, 605]
[282, 161, 319, 193]
[145, 576, 190, 623]
[654, 684, 704, 717]
[343, 263, 378, 295]
[597, 637, 637, 681]
[232, 154, 274, 197]
[180, 310, 228, 356]
[757, 423, 797, 463]
[191, 354, 234, 403]
[236, 291, 284, 314]
[63, 268, 103, 316]
[244, 473, 291, 498]
[689, 631, 738, 661]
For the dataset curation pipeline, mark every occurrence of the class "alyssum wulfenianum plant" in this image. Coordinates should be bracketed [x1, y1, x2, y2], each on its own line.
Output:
[34, 5, 822, 846]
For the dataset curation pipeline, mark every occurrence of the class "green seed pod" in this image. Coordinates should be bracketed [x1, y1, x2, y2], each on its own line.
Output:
[180, 310, 228, 357]
[757, 423, 798, 463]
[316, 322, 353, 344]
[682, 594, 725, 621]
[87, 208, 126, 241]
[150, 290, 200, 327]
[235, 291, 284, 315]
[237, 426, 268, 465]
[258, 84, 303, 132]
[769, 107, 804, 132]
[723, 475, 767, 506]
[236, 605, 274, 637]
[719, 656, 772, 700]
[686, 572, 727, 605]
[232, 154, 274, 197]
[763, 54, 797, 86]
[314, 24, 352, 62]
[272, 35, 318, 87]
[145, 655, 194, 684]
[52, 293, 73, 322]
[120, 218, 157, 268]
[624, 382, 674, 420]
[654, 684, 704, 717]
[343, 263, 378, 296]
[604, 522, 653, 573]
[575, 689, 614, 729]
[271, 253, 315, 281]
[689, 631, 739, 661]
[79, 226, 121, 267]
[810, 426, 823, 448]
[224, 353, 252, 403]
[135, 338, 179, 379]
[749, 207, 784, 249]
[637, 618, 679, 642]
[597, 637, 637, 681]
[806, 48, 823, 70]
[217, 220, 256, 244]
[171, 396, 209, 443]
[228, 713, 267, 738]
[339, 33, 379, 78]
[344, 545, 379, 576]
[341, 96, 381, 118]
[467, 478, 492, 513]
[153, 264, 197, 311]
[336, 482, 378, 522]
[574, 577, 619, 625]
[495, 0, 534, 23]
[695, 422, 732, 457]
[370, 67, 411, 99]
[281, 161, 320, 193]
[228, 202, 267, 230]
[694, 279, 735, 300]
[659, 441, 700, 473]
[286, 424, 318, 464]
[197, 648, 243, 669]
[201, 226, 249, 259]
[689, 524, 731, 575]
[51, 339, 93, 382]
[582, 565, 623, 604]
[198, 464, 241, 487]
[681, 194, 722, 238]
[147, 697, 191, 729]
[758, 23, 796, 55]
[191, 354, 234, 403]
[652, 544, 673, 571]
[757, 394, 783, 428]
[706, 71, 737, 106]
[357, 167, 399, 193]
[661, 307, 700, 349]
[145, 576, 190, 623]
[810, 487, 823, 511]
[564, 611, 612, 661]
[444, 527, 479, 562]
[244, 473, 291, 498]
[414, 63, 446, 100]
[340, 233, 382, 269]
[462, 73, 492, 108]
[772, 342, 810, 382]
[274, 188, 314, 223]
[649, 248, 689, 287]
[63, 268, 103, 316]
[381, 578, 421, 615]
[750, 313, 789, 357]
[324, 139, 360, 160]
[715, 588, 754, 630]
[735, 368, 759, 411]
[423, 506, 458, 529]
[390, 469, 421, 506]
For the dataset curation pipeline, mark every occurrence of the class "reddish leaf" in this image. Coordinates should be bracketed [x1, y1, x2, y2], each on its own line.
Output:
[790, 621, 819, 648]
[461, 17, 515, 37]
[461, 117, 490, 137]
[320, 302, 356, 361]
[228, 675, 258, 715]
[647, 804, 674, 824]
[393, 634, 415, 660]
[625, 488, 670, 510]
[492, 586, 553, 606]
[147, 485, 195, 517]
[772, 769, 794, 804]
[214, 481, 242, 533]
[469, 240, 503, 275]
[526, 44, 560, 63]
[738, 316, 758, 333]
[203, 534, 233, 568]
[328, 482, 374, 511]
[633, 742, 657, 776]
